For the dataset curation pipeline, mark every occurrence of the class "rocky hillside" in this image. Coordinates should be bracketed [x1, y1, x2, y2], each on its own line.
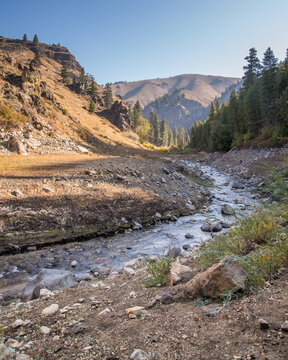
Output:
[112, 74, 241, 129]
[0, 37, 139, 156]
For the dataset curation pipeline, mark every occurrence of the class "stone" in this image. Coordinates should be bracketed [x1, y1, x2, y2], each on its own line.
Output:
[43, 187, 53, 193]
[184, 257, 247, 298]
[162, 167, 170, 174]
[41, 303, 59, 316]
[0, 342, 15, 359]
[39, 288, 54, 297]
[90, 264, 111, 275]
[115, 173, 125, 181]
[210, 222, 222, 232]
[121, 217, 128, 223]
[11, 189, 23, 197]
[281, 321, 288, 332]
[123, 267, 135, 278]
[77, 145, 88, 154]
[155, 212, 162, 219]
[123, 257, 145, 269]
[125, 306, 145, 317]
[40, 326, 51, 335]
[259, 319, 269, 330]
[133, 221, 142, 230]
[22, 269, 77, 301]
[200, 222, 211, 232]
[160, 293, 175, 304]
[185, 233, 194, 239]
[221, 204, 235, 216]
[70, 260, 78, 267]
[98, 308, 111, 316]
[8, 135, 27, 155]
[130, 349, 149, 360]
[167, 247, 181, 259]
[168, 262, 197, 286]
[183, 244, 192, 251]
[12, 319, 24, 328]
[232, 182, 245, 189]
[6, 339, 21, 349]
[16, 354, 31, 360]
[186, 203, 196, 211]
[76, 274, 94, 282]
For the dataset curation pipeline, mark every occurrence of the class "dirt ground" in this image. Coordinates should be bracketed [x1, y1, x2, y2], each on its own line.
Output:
[0, 153, 207, 254]
[1, 260, 287, 360]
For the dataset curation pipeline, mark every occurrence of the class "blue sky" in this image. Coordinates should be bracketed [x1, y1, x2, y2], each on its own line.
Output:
[1, 0, 287, 84]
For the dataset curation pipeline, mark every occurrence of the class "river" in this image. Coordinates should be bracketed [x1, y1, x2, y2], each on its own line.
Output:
[0, 160, 259, 298]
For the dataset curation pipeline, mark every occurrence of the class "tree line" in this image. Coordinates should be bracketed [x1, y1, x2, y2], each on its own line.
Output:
[129, 100, 190, 148]
[190, 47, 288, 151]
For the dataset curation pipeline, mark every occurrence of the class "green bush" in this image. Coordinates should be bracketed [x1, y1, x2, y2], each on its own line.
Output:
[144, 255, 173, 287]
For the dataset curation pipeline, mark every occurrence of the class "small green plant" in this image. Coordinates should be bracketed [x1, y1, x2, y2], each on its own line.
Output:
[144, 255, 173, 287]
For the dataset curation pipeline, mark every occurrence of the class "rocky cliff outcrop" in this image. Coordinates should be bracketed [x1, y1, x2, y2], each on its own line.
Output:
[98, 101, 131, 131]
[0, 37, 81, 71]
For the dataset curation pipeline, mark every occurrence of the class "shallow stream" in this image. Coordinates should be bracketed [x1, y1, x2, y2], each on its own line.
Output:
[0, 160, 259, 298]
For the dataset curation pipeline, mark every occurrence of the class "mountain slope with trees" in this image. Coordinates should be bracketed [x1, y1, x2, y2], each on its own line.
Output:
[190, 47, 288, 151]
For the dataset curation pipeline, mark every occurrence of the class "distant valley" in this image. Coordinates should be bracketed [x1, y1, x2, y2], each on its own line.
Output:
[112, 74, 241, 129]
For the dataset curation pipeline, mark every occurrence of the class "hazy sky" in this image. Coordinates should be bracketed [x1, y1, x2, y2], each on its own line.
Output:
[1, 0, 287, 84]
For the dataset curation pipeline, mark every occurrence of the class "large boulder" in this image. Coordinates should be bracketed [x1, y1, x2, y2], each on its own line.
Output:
[168, 262, 198, 286]
[21, 269, 77, 301]
[8, 135, 27, 155]
[184, 257, 247, 298]
[221, 204, 235, 216]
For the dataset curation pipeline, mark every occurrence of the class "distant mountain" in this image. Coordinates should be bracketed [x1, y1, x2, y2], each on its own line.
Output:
[111, 74, 241, 129]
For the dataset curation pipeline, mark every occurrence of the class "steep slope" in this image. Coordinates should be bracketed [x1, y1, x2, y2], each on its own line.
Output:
[0, 38, 139, 156]
[112, 73, 240, 108]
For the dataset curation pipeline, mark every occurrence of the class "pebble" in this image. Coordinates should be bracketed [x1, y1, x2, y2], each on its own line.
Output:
[259, 318, 269, 330]
[53, 335, 60, 341]
[40, 326, 51, 335]
[281, 321, 288, 332]
[12, 319, 24, 328]
[130, 349, 149, 360]
[70, 260, 78, 267]
[123, 267, 135, 278]
[41, 303, 59, 316]
[185, 233, 194, 239]
[98, 308, 111, 316]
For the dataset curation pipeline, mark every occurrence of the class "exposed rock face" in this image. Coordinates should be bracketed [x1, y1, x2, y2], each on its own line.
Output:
[184, 257, 247, 298]
[21, 269, 77, 301]
[0, 37, 81, 71]
[8, 135, 27, 155]
[98, 101, 131, 131]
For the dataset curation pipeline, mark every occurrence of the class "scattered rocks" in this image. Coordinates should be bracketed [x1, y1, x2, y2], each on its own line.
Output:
[185, 233, 194, 239]
[123, 267, 135, 278]
[123, 257, 145, 269]
[232, 182, 245, 189]
[22, 269, 77, 301]
[90, 264, 111, 275]
[11, 189, 23, 197]
[132, 221, 142, 230]
[184, 257, 247, 298]
[210, 222, 223, 232]
[186, 203, 196, 211]
[11, 319, 24, 329]
[8, 135, 27, 155]
[41, 303, 59, 316]
[125, 306, 146, 318]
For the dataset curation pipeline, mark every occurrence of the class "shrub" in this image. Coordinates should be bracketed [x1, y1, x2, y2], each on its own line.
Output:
[144, 255, 173, 287]
[0, 104, 28, 129]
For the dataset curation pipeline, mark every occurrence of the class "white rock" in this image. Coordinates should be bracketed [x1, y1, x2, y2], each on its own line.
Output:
[12, 319, 24, 328]
[77, 145, 89, 154]
[129, 291, 137, 298]
[39, 288, 54, 297]
[41, 303, 59, 316]
[123, 267, 135, 278]
[16, 354, 31, 360]
[6, 338, 21, 348]
[132, 221, 142, 230]
[155, 212, 162, 219]
[53, 335, 60, 341]
[123, 257, 145, 269]
[98, 308, 111, 316]
[130, 349, 149, 359]
[70, 260, 78, 267]
[40, 326, 51, 335]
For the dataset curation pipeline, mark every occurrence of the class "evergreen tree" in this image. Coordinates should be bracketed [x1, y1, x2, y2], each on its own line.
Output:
[173, 126, 179, 148]
[104, 83, 113, 109]
[243, 47, 261, 89]
[33, 34, 39, 45]
[87, 76, 98, 97]
[89, 100, 96, 113]
[168, 128, 174, 147]
[23, 34, 27, 42]
[149, 111, 160, 145]
[160, 117, 169, 146]
[60, 65, 70, 84]
[135, 116, 150, 143]
[132, 100, 141, 130]
[178, 126, 186, 150]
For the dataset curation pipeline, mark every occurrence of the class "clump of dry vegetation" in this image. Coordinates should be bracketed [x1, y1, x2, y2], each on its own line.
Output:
[0, 104, 28, 129]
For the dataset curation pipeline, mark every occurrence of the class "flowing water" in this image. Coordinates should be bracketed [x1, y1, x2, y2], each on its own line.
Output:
[0, 161, 259, 298]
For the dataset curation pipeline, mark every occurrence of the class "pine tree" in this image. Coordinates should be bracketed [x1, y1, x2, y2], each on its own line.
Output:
[132, 100, 141, 129]
[87, 76, 98, 97]
[160, 117, 169, 146]
[243, 48, 261, 89]
[60, 65, 70, 84]
[149, 111, 160, 145]
[168, 128, 174, 147]
[178, 126, 186, 150]
[104, 83, 113, 109]
[23, 34, 27, 42]
[89, 100, 96, 113]
[33, 34, 39, 45]
[173, 126, 179, 148]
